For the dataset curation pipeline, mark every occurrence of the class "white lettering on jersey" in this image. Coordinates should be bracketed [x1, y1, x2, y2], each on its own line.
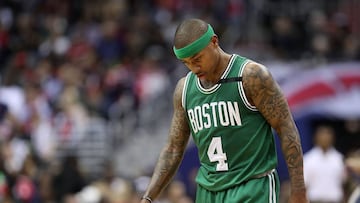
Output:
[187, 101, 242, 133]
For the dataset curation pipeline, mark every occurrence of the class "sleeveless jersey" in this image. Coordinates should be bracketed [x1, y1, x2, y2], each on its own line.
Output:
[182, 54, 277, 192]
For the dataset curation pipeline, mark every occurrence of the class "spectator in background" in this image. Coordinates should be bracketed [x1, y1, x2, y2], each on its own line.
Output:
[165, 180, 194, 203]
[12, 154, 40, 202]
[52, 155, 86, 202]
[0, 103, 12, 140]
[346, 150, 360, 203]
[304, 125, 347, 203]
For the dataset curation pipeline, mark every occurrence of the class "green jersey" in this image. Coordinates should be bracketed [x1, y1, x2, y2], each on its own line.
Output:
[182, 54, 277, 192]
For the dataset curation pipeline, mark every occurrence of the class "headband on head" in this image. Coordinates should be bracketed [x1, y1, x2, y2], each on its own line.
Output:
[173, 24, 215, 59]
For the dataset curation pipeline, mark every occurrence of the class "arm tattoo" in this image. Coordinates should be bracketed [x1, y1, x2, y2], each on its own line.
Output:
[243, 63, 306, 192]
[144, 78, 190, 199]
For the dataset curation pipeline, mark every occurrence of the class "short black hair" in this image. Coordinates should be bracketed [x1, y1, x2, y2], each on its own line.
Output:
[173, 18, 209, 49]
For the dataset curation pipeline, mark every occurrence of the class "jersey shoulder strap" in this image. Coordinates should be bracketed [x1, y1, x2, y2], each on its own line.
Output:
[217, 55, 248, 84]
[181, 72, 192, 109]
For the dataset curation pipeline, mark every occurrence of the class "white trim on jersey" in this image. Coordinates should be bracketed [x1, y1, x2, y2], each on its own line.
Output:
[196, 54, 236, 94]
[182, 72, 192, 109]
[238, 60, 258, 111]
[268, 171, 277, 203]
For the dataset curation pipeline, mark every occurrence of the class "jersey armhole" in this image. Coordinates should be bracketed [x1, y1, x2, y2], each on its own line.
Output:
[181, 72, 192, 110]
[238, 60, 258, 111]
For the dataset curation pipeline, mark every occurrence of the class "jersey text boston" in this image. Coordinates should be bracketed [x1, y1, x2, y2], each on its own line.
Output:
[187, 101, 242, 133]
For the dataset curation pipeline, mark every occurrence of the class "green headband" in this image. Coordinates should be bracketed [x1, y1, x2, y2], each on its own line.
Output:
[173, 24, 214, 59]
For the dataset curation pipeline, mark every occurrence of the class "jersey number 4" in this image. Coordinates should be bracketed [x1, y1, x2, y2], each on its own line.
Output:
[207, 137, 229, 171]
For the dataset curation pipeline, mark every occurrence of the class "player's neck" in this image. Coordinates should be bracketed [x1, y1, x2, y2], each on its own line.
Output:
[205, 51, 232, 86]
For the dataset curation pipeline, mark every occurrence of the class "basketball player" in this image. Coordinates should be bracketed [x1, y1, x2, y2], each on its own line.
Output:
[140, 19, 308, 203]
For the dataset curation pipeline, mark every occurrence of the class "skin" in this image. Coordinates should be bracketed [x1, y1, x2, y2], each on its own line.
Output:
[141, 19, 308, 203]
[313, 126, 335, 152]
[243, 62, 308, 202]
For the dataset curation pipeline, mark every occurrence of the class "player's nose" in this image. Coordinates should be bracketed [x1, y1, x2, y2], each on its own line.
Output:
[188, 64, 201, 71]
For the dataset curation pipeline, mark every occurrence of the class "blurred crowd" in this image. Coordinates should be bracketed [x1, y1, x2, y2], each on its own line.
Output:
[0, 0, 359, 202]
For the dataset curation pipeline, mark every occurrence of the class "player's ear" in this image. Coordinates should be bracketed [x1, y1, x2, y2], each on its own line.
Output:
[210, 35, 219, 47]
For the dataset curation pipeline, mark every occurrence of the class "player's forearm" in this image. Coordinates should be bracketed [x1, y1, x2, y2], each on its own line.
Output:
[143, 146, 184, 200]
[278, 125, 306, 192]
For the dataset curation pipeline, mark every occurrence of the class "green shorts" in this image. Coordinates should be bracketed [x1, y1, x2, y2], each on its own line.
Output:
[196, 170, 280, 203]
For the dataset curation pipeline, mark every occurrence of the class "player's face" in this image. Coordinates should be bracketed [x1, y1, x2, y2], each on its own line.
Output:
[180, 36, 220, 82]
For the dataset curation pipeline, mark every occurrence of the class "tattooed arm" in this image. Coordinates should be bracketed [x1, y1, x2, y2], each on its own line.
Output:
[141, 78, 191, 202]
[242, 62, 308, 203]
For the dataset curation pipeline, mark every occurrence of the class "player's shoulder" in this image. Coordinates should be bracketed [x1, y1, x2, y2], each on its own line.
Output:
[175, 77, 186, 93]
[243, 60, 271, 78]
[242, 60, 272, 83]
[173, 77, 187, 106]
[241, 60, 277, 98]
